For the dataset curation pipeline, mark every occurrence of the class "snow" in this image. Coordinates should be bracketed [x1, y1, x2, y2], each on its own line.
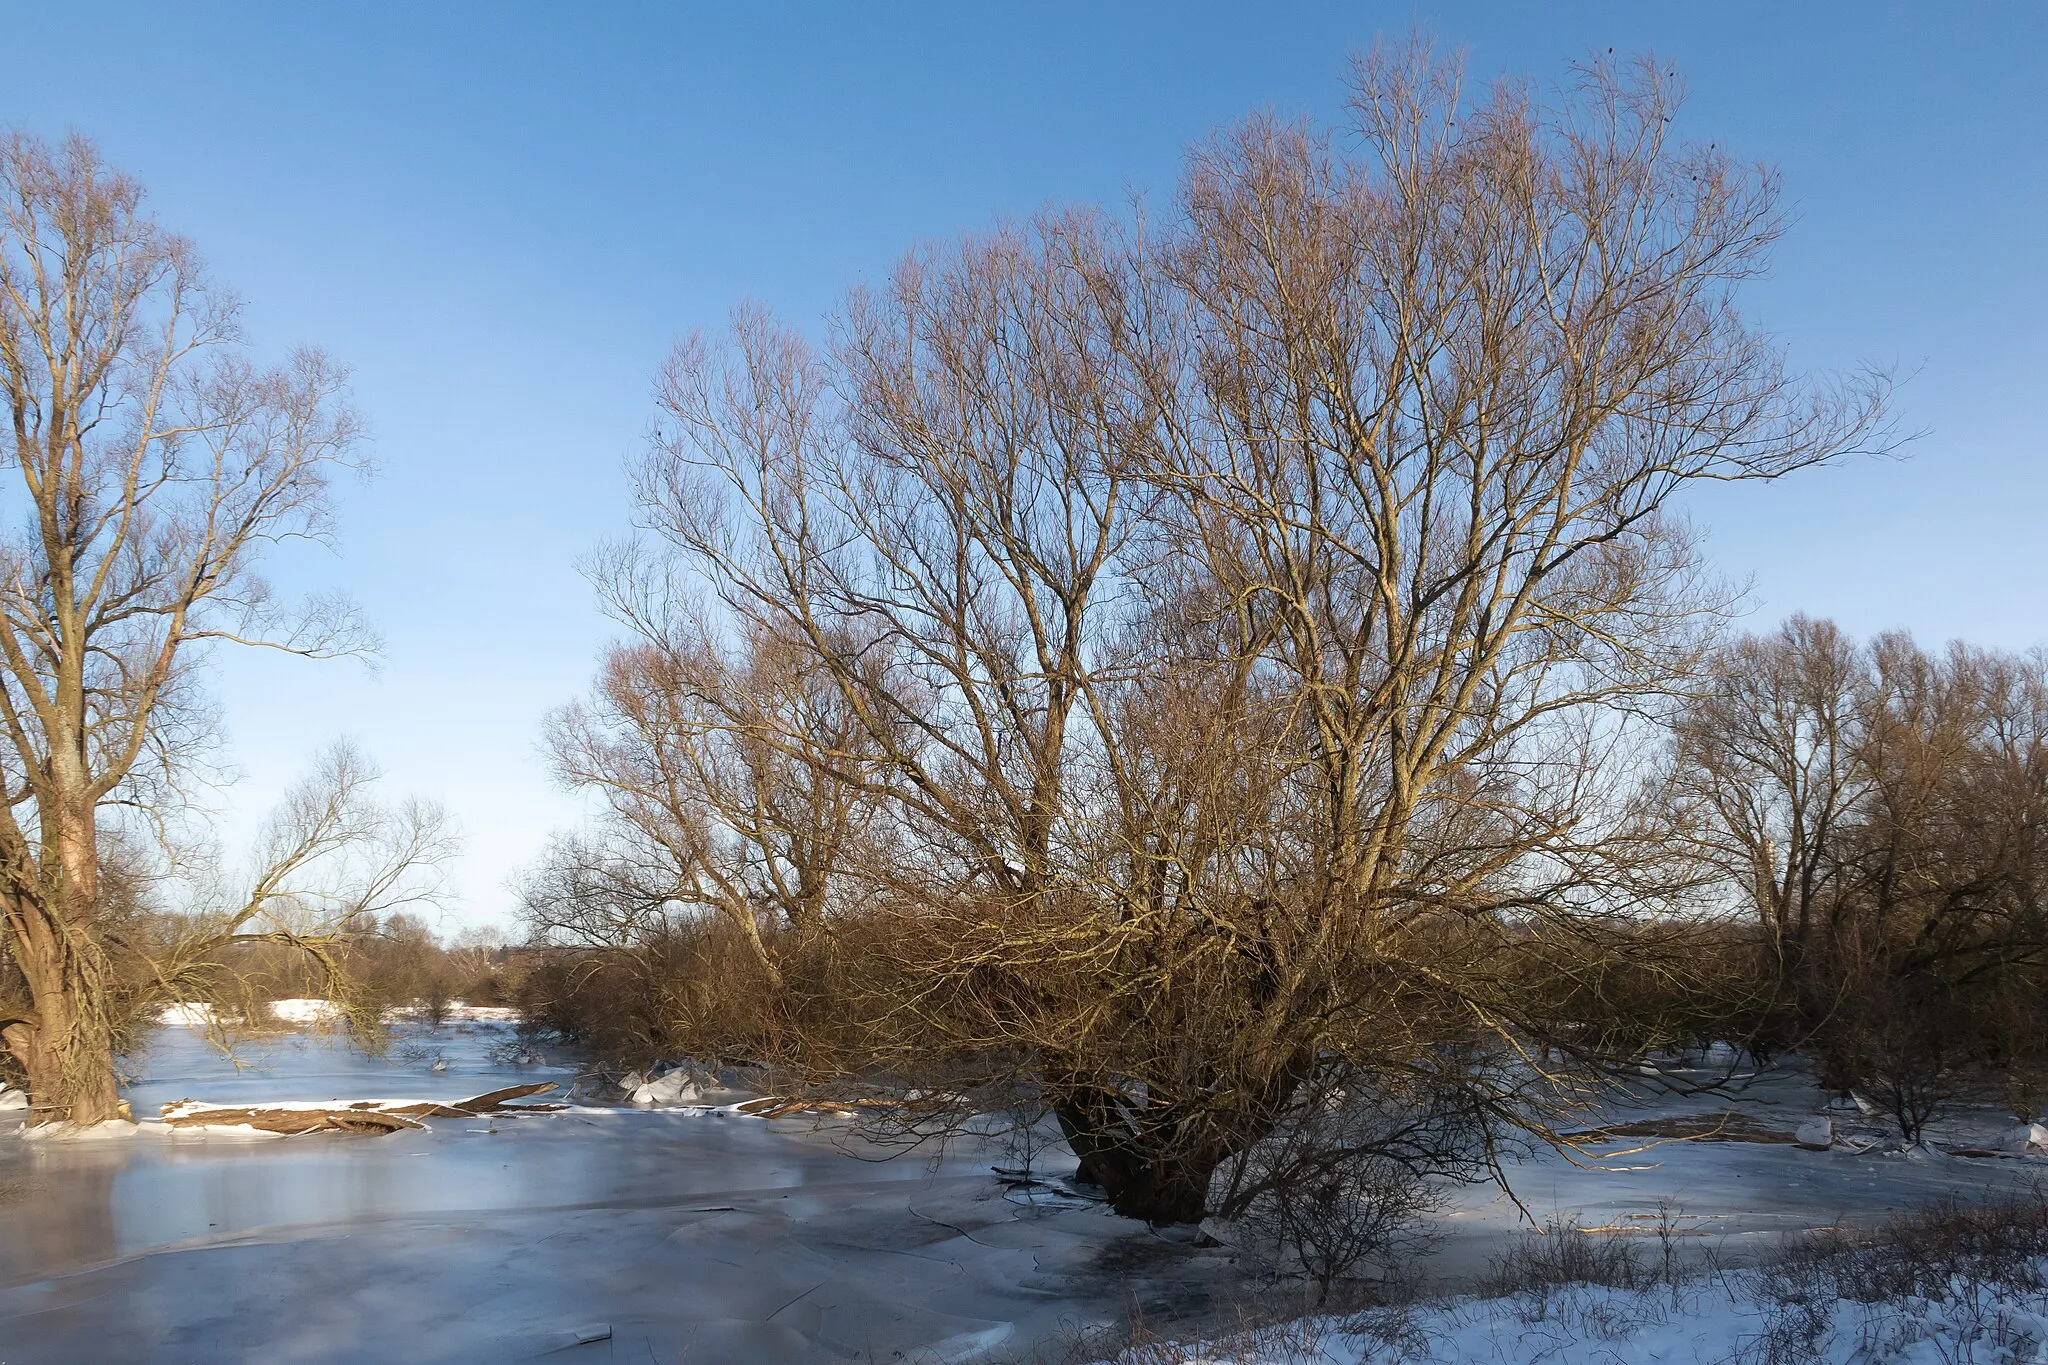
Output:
[156, 999, 525, 1030]
[442, 1004, 520, 1023]
[631, 1071, 701, 1104]
[1089, 1273, 2048, 1364]
[2003, 1123, 2048, 1154]
[630, 1064, 720, 1106]
[1070, 1054, 2048, 1364]
[0, 1087, 27, 1112]
[152, 1121, 286, 1140]
[19, 1119, 142, 1142]
[384, 1002, 522, 1024]
[156, 1097, 476, 1118]
[268, 997, 343, 1025]
[155, 1001, 220, 1028]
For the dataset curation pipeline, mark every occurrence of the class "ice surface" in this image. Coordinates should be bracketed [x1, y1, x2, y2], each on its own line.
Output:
[6, 1033, 2048, 1363]
[0, 1024, 1229, 1362]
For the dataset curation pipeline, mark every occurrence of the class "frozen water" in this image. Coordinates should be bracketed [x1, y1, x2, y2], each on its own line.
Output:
[0, 1024, 1230, 1363]
[6, 1031, 2048, 1362]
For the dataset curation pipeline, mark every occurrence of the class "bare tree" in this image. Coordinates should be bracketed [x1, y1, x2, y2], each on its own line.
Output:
[0, 132, 369, 1120]
[1669, 616, 1872, 1056]
[1676, 622, 2048, 1110]
[558, 43, 1889, 1222]
[543, 618, 879, 987]
[149, 742, 456, 1045]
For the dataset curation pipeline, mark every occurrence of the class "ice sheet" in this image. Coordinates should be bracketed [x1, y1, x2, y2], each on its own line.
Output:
[5, 1030, 2045, 1362]
[0, 1025, 1219, 1363]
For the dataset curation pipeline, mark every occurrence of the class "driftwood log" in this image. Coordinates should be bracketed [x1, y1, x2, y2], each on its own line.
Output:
[1560, 1112, 1798, 1145]
[160, 1083, 563, 1135]
[730, 1095, 895, 1119]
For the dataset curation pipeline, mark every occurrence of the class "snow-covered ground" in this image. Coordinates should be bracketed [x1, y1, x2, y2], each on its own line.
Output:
[6, 1030, 2048, 1362]
[1097, 1053, 2048, 1365]
[1087, 1274, 2048, 1363]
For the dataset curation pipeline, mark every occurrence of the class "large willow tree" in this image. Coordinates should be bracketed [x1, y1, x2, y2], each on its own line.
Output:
[563, 45, 1890, 1222]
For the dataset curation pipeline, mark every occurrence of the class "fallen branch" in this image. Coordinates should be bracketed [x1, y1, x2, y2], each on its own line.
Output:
[159, 1083, 565, 1135]
[732, 1096, 873, 1118]
[159, 1106, 426, 1136]
[1559, 1112, 1797, 1145]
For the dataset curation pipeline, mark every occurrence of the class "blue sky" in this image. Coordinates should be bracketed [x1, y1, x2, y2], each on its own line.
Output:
[7, 3, 2044, 931]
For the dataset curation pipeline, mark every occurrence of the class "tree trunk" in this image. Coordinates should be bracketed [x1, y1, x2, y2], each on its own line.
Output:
[3, 900, 122, 1124]
[5, 1017, 121, 1124]
[1053, 1097, 1230, 1226]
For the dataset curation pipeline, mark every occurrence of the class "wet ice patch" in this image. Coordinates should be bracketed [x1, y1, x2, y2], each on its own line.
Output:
[994, 1167, 1106, 1210]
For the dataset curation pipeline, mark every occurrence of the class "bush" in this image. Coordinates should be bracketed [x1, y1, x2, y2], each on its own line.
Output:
[1479, 1219, 1670, 1299]
[514, 916, 784, 1065]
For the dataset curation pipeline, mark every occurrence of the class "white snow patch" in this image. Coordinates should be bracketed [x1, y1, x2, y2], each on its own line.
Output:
[0, 1087, 28, 1112]
[268, 998, 343, 1025]
[154, 1121, 285, 1140]
[162, 1098, 350, 1119]
[158, 1096, 474, 1119]
[1795, 1116, 1834, 1149]
[1089, 1266, 2048, 1364]
[447, 1004, 521, 1023]
[20, 1118, 142, 1142]
[2003, 1122, 2048, 1154]
[382, 1002, 522, 1024]
[631, 1070, 703, 1106]
[156, 1001, 220, 1028]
